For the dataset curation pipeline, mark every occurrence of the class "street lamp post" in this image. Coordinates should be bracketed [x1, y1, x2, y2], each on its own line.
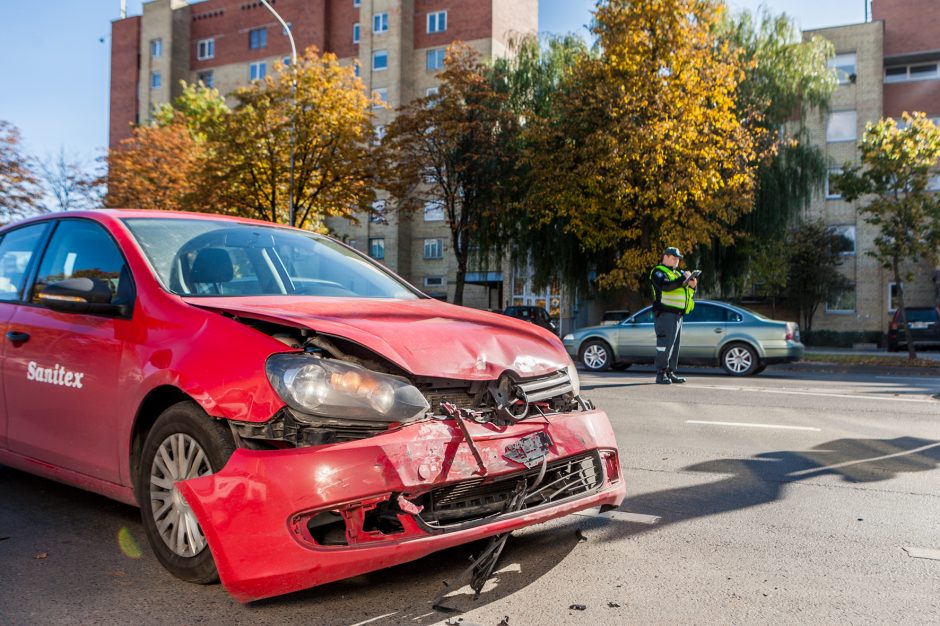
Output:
[260, 0, 298, 228]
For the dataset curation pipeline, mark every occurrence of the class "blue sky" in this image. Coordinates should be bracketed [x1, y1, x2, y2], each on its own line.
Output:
[1, 1, 866, 165]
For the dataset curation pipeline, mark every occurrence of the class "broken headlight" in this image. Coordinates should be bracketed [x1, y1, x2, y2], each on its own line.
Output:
[566, 361, 581, 396]
[266, 354, 430, 422]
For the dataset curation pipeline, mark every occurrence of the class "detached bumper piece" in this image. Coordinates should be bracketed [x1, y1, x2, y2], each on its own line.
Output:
[177, 409, 625, 602]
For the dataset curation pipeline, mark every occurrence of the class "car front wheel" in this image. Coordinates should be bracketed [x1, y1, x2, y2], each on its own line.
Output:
[137, 401, 236, 584]
[580, 340, 613, 371]
[721, 343, 758, 376]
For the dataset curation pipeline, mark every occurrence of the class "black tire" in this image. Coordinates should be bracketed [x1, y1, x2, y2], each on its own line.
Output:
[579, 339, 613, 371]
[754, 363, 767, 375]
[137, 401, 236, 584]
[720, 342, 759, 376]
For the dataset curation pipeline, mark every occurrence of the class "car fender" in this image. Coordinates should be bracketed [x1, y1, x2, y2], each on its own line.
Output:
[577, 334, 618, 360]
[717, 333, 765, 359]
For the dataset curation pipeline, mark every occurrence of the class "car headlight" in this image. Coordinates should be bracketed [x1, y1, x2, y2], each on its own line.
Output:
[562, 333, 575, 342]
[266, 354, 430, 422]
[566, 361, 581, 396]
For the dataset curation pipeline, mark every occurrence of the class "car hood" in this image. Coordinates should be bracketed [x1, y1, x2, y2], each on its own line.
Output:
[184, 296, 569, 380]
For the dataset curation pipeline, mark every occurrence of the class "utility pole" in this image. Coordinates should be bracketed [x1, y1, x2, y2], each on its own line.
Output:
[260, 0, 298, 228]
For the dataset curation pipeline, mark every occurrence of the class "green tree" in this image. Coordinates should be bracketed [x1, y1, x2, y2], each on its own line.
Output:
[153, 81, 230, 142]
[834, 112, 940, 359]
[380, 43, 518, 305]
[699, 7, 835, 295]
[785, 220, 852, 332]
[0, 121, 43, 220]
[525, 0, 758, 291]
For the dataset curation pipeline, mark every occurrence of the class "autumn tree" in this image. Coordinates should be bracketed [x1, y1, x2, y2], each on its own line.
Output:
[380, 43, 518, 305]
[0, 121, 43, 220]
[525, 0, 758, 291]
[834, 112, 940, 359]
[210, 48, 376, 230]
[784, 220, 852, 332]
[38, 148, 103, 211]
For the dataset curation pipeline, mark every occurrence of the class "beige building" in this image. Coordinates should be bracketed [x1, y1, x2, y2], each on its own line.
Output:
[802, 0, 940, 334]
[110, 0, 538, 308]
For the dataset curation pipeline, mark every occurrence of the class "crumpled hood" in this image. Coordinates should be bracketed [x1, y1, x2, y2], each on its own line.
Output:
[184, 296, 570, 380]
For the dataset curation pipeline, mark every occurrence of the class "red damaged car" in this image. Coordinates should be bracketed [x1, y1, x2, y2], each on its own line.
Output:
[0, 210, 624, 602]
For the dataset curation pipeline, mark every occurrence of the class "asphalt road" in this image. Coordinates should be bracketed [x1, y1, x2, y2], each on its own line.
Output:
[1, 367, 938, 625]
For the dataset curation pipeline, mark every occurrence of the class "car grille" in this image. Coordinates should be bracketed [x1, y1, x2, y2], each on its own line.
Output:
[514, 369, 574, 403]
[418, 452, 603, 528]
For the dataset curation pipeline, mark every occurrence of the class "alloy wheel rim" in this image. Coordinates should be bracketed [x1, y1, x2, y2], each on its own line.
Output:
[584, 344, 608, 369]
[149, 433, 212, 557]
[725, 347, 752, 373]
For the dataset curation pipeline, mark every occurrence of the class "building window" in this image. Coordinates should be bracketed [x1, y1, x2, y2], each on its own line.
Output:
[354, 0, 360, 6]
[423, 201, 445, 221]
[197, 70, 214, 88]
[282, 22, 292, 36]
[370, 199, 387, 223]
[826, 284, 856, 313]
[826, 111, 857, 143]
[825, 169, 843, 199]
[197, 38, 215, 60]
[373, 50, 388, 71]
[828, 53, 856, 84]
[150, 38, 163, 58]
[832, 225, 856, 255]
[424, 276, 445, 288]
[888, 282, 904, 312]
[150, 71, 161, 89]
[885, 62, 940, 83]
[369, 238, 385, 260]
[427, 11, 447, 33]
[426, 48, 446, 71]
[249, 62, 267, 81]
[354, 62, 360, 77]
[374, 125, 386, 144]
[249, 27, 267, 50]
[928, 173, 940, 191]
[424, 239, 443, 259]
[353, 23, 360, 44]
[373, 12, 389, 33]
[372, 88, 388, 108]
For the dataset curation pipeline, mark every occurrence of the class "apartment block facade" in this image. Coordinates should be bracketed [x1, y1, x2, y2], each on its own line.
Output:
[803, 0, 940, 333]
[109, 0, 537, 306]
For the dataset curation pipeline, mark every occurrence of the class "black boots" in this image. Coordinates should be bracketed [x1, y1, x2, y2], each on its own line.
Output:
[668, 371, 687, 384]
[656, 370, 672, 384]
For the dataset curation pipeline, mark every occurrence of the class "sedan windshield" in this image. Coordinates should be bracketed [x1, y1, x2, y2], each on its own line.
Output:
[123, 218, 420, 299]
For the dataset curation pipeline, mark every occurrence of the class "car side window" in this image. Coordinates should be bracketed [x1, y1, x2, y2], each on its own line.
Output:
[724, 308, 743, 323]
[686, 304, 723, 323]
[632, 308, 654, 324]
[0, 223, 48, 302]
[32, 220, 129, 306]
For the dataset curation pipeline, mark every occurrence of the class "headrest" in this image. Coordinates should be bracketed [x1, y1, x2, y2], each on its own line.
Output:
[190, 248, 234, 284]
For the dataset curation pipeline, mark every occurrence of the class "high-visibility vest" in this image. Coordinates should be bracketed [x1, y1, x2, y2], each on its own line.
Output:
[650, 264, 695, 314]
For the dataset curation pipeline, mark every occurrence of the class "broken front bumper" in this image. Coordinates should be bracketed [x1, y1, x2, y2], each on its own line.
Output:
[177, 408, 625, 602]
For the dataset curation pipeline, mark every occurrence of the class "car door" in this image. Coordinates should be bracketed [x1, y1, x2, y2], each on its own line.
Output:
[678, 303, 726, 359]
[617, 307, 657, 360]
[0, 222, 52, 450]
[5, 219, 134, 483]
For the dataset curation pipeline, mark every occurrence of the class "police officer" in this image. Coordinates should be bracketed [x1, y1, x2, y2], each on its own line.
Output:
[649, 247, 697, 384]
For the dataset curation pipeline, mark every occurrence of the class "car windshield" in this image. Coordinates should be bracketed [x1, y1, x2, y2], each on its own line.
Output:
[122, 218, 420, 299]
[905, 308, 938, 322]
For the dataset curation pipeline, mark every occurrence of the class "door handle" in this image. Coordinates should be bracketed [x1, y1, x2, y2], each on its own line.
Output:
[713, 328, 724, 333]
[6, 331, 30, 343]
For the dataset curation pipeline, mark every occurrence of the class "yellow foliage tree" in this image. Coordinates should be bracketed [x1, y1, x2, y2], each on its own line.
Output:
[527, 0, 759, 289]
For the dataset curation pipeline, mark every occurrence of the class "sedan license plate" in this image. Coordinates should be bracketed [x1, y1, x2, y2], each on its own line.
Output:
[910, 322, 928, 329]
[504, 432, 553, 468]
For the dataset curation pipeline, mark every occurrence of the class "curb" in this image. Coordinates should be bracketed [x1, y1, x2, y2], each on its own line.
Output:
[776, 361, 940, 378]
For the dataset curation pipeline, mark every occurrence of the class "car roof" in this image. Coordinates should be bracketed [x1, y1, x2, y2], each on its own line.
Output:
[0, 209, 306, 234]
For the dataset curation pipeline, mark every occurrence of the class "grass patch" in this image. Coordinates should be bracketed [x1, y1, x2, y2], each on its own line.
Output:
[803, 353, 940, 369]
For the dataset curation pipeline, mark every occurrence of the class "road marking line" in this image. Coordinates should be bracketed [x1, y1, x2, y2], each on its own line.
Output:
[788, 441, 940, 477]
[683, 384, 936, 404]
[686, 420, 821, 431]
[573, 509, 661, 524]
[903, 547, 940, 561]
[351, 612, 398, 626]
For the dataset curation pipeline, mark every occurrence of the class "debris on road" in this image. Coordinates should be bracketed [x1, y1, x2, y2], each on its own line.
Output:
[569, 604, 587, 611]
[607, 602, 621, 608]
[34, 551, 48, 560]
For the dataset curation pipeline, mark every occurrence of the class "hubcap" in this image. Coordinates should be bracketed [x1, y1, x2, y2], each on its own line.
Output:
[149, 433, 212, 557]
[725, 347, 753, 374]
[583, 344, 608, 369]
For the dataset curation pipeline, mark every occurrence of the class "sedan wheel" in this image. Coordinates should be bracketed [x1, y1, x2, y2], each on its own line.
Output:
[138, 401, 235, 584]
[721, 343, 758, 376]
[580, 340, 612, 371]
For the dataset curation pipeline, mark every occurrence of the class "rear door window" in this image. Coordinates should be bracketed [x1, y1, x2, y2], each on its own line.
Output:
[0, 223, 49, 301]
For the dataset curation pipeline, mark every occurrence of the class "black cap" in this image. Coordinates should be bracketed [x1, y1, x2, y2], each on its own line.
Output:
[663, 247, 684, 259]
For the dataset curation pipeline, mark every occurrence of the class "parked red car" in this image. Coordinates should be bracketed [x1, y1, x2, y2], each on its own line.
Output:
[0, 210, 624, 602]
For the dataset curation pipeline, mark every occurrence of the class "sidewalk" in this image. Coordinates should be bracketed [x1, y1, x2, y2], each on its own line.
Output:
[805, 347, 940, 362]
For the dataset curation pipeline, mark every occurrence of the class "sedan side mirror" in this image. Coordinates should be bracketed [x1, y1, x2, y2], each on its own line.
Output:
[38, 277, 129, 317]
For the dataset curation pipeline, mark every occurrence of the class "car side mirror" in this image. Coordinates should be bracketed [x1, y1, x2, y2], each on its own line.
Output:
[38, 277, 129, 317]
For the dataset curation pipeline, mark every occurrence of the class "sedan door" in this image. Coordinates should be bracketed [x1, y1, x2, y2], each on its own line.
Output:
[616, 307, 657, 361]
[678, 303, 727, 359]
[4, 219, 134, 484]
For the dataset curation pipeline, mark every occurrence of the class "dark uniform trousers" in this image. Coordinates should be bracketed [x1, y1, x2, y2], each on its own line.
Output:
[654, 310, 682, 371]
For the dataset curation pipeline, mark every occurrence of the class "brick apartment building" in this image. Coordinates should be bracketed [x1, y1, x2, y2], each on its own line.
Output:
[803, 0, 940, 334]
[109, 0, 537, 307]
